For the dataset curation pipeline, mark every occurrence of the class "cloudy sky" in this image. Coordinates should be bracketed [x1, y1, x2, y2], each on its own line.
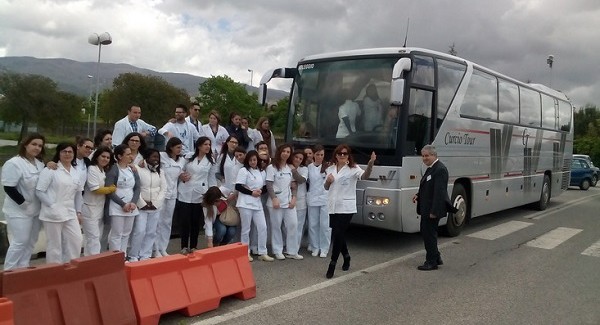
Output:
[1, 0, 598, 107]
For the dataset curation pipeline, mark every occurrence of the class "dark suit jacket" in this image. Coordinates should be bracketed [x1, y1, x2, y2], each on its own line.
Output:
[416, 160, 455, 219]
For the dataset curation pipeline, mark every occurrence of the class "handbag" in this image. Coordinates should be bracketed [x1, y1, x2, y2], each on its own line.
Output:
[219, 205, 240, 226]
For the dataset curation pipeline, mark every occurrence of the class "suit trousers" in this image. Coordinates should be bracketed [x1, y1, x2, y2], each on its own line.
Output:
[420, 214, 441, 264]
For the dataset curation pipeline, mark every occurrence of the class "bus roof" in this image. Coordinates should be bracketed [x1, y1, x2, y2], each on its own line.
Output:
[299, 47, 570, 102]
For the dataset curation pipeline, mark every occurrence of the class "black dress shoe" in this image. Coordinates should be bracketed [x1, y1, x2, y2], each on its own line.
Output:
[417, 263, 438, 271]
[326, 261, 336, 279]
[437, 257, 443, 265]
[342, 254, 351, 271]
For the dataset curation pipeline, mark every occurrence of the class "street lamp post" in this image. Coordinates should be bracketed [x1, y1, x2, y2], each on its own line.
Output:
[248, 69, 253, 87]
[88, 32, 112, 136]
[86, 75, 93, 137]
[546, 54, 554, 88]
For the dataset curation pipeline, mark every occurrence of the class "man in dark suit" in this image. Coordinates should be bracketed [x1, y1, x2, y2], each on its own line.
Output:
[412, 145, 455, 271]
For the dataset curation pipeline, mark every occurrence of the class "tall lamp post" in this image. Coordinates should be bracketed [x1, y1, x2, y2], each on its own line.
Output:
[86, 75, 93, 137]
[546, 54, 554, 88]
[88, 32, 112, 136]
[248, 69, 253, 87]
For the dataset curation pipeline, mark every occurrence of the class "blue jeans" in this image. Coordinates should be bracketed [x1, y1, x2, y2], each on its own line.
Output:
[214, 217, 237, 246]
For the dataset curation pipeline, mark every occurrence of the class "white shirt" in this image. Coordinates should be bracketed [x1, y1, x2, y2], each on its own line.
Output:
[1, 156, 45, 218]
[246, 128, 262, 151]
[185, 116, 203, 133]
[158, 120, 203, 155]
[306, 163, 328, 207]
[136, 164, 167, 209]
[295, 166, 308, 209]
[83, 165, 107, 207]
[265, 164, 293, 208]
[112, 116, 156, 145]
[201, 124, 230, 156]
[36, 164, 84, 222]
[336, 100, 361, 138]
[235, 167, 266, 210]
[160, 152, 185, 200]
[219, 153, 243, 194]
[363, 97, 383, 131]
[109, 166, 139, 217]
[326, 164, 364, 214]
[75, 158, 88, 185]
[177, 155, 218, 203]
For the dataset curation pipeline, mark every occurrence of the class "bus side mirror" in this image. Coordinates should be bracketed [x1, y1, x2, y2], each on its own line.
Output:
[390, 57, 411, 106]
[390, 79, 405, 105]
[258, 84, 267, 106]
[257, 67, 298, 106]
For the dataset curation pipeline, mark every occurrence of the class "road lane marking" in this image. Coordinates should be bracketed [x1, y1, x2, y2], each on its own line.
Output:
[467, 220, 533, 240]
[525, 192, 600, 220]
[525, 227, 583, 249]
[191, 240, 457, 325]
[581, 239, 600, 257]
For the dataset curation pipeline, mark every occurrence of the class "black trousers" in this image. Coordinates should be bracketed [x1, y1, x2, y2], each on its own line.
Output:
[176, 200, 204, 249]
[420, 214, 441, 264]
[329, 213, 353, 263]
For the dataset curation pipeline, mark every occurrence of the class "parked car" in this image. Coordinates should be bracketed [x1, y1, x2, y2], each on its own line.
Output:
[570, 158, 595, 190]
[573, 154, 600, 186]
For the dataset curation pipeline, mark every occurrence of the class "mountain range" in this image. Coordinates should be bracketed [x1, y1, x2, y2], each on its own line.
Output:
[0, 56, 288, 101]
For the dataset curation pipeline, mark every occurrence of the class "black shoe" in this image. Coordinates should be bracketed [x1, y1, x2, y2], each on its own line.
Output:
[417, 263, 438, 271]
[342, 254, 351, 271]
[437, 257, 444, 266]
[326, 261, 336, 279]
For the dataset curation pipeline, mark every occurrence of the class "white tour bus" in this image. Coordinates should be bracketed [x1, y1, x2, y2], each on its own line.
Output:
[258, 47, 573, 236]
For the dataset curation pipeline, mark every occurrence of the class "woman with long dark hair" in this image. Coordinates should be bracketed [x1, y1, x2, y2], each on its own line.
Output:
[2, 133, 46, 269]
[81, 146, 115, 256]
[176, 136, 218, 254]
[154, 137, 186, 256]
[324, 144, 375, 278]
[36, 142, 85, 263]
[122, 132, 146, 164]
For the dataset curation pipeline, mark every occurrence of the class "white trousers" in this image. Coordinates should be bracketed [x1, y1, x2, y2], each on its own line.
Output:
[239, 207, 268, 255]
[3, 215, 42, 270]
[296, 207, 307, 249]
[268, 206, 298, 255]
[129, 210, 160, 260]
[43, 219, 83, 264]
[308, 205, 331, 254]
[81, 203, 104, 256]
[154, 198, 176, 253]
[108, 215, 135, 253]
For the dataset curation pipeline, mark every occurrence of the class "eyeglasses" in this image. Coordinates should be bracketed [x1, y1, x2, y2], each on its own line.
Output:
[229, 141, 239, 145]
[84, 145, 94, 150]
[129, 139, 140, 143]
[61, 150, 74, 154]
[336, 152, 349, 156]
[175, 111, 186, 114]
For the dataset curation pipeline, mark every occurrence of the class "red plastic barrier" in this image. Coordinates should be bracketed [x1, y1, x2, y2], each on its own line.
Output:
[0, 251, 136, 325]
[126, 242, 256, 325]
[0, 297, 14, 325]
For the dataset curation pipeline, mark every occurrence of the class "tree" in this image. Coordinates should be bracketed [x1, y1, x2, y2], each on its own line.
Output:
[270, 96, 289, 136]
[0, 72, 81, 143]
[196, 75, 263, 125]
[99, 73, 189, 128]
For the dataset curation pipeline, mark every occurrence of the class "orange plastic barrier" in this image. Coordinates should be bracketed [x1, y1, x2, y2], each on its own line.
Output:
[126, 242, 256, 325]
[0, 297, 14, 325]
[0, 251, 136, 325]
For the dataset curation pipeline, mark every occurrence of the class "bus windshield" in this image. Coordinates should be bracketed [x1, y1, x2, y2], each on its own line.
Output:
[288, 57, 399, 154]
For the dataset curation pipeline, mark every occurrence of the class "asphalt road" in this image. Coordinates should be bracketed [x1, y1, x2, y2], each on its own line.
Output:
[160, 187, 600, 325]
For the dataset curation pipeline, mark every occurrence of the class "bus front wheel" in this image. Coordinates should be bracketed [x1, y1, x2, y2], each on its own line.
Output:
[443, 184, 467, 237]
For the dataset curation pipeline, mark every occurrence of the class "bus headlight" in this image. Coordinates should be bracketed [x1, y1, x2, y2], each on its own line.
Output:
[366, 196, 391, 206]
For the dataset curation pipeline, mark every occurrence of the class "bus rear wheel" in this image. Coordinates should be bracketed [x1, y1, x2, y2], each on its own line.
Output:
[535, 175, 551, 211]
[443, 184, 467, 237]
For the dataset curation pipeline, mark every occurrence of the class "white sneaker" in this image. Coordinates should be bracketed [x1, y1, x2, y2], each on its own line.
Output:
[258, 254, 274, 262]
[311, 250, 319, 257]
[127, 257, 139, 262]
[319, 252, 327, 258]
[285, 254, 304, 260]
[275, 253, 286, 260]
[161, 250, 170, 256]
[248, 254, 254, 262]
